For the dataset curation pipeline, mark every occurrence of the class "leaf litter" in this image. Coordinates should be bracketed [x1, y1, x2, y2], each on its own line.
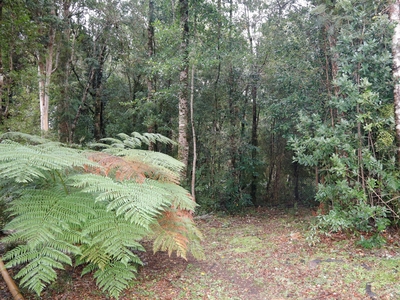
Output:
[0, 207, 399, 299]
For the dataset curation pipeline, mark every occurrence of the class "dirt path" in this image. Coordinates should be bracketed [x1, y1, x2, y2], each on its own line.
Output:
[1, 208, 399, 299]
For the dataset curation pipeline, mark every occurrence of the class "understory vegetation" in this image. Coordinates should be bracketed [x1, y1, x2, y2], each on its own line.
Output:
[0, 132, 203, 299]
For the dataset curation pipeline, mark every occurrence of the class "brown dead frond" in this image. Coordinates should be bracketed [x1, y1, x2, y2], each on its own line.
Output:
[83, 152, 154, 182]
[83, 152, 180, 183]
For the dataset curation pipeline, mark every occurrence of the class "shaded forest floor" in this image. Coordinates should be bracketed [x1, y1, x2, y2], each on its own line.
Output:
[1, 207, 400, 299]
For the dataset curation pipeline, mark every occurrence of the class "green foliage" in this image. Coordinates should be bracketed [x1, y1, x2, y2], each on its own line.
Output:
[356, 233, 386, 249]
[0, 132, 203, 299]
[290, 0, 399, 240]
[93, 262, 138, 299]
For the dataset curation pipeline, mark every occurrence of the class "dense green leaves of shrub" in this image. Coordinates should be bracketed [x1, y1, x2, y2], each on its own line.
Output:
[290, 0, 400, 241]
[0, 132, 204, 299]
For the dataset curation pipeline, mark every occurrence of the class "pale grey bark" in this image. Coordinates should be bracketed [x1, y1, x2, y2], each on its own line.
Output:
[38, 6, 58, 133]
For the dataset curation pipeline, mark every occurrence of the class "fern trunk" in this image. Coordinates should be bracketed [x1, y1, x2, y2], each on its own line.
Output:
[0, 257, 24, 300]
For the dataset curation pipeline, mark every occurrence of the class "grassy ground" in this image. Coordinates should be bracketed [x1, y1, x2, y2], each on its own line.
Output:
[2, 207, 400, 299]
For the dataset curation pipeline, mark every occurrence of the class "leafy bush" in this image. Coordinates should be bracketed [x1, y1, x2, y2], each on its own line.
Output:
[290, 1, 400, 244]
[0, 132, 204, 299]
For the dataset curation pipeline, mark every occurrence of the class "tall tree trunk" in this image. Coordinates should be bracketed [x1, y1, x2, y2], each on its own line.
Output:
[70, 68, 95, 142]
[38, 6, 58, 133]
[245, 7, 259, 204]
[93, 44, 107, 141]
[58, 0, 73, 143]
[391, 0, 400, 164]
[178, 0, 189, 175]
[250, 78, 258, 204]
[147, 0, 156, 150]
[190, 66, 197, 201]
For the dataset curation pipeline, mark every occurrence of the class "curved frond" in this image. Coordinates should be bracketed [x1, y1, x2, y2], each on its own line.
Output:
[98, 149, 184, 183]
[0, 132, 48, 144]
[0, 140, 97, 183]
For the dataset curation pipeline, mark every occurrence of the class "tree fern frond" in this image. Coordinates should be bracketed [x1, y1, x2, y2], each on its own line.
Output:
[152, 209, 204, 260]
[148, 180, 197, 211]
[152, 210, 189, 259]
[3, 188, 96, 248]
[81, 262, 97, 276]
[79, 243, 111, 270]
[109, 148, 183, 174]
[81, 209, 146, 266]
[89, 148, 183, 184]
[3, 245, 69, 296]
[86, 142, 112, 149]
[0, 132, 204, 298]
[84, 152, 149, 181]
[0, 132, 48, 144]
[142, 132, 176, 146]
[69, 174, 171, 228]
[100, 137, 124, 145]
[0, 140, 97, 183]
[93, 262, 138, 299]
[96, 131, 176, 150]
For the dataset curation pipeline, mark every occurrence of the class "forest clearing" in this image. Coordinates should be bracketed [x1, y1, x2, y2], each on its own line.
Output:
[1, 207, 399, 300]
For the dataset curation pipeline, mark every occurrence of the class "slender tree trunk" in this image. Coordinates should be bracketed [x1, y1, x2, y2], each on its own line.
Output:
[190, 66, 196, 200]
[390, 0, 400, 163]
[147, 0, 156, 151]
[38, 60, 48, 131]
[210, 0, 222, 195]
[250, 78, 258, 204]
[94, 83, 104, 141]
[178, 0, 189, 175]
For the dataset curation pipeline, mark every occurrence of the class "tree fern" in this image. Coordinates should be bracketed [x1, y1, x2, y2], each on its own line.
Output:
[0, 133, 203, 299]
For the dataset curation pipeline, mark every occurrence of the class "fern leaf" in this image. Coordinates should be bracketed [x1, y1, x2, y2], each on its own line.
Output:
[3, 245, 68, 296]
[0, 140, 97, 183]
[142, 132, 176, 146]
[149, 180, 197, 211]
[0, 132, 48, 144]
[152, 209, 204, 260]
[3, 188, 96, 248]
[94, 262, 138, 299]
[69, 174, 171, 228]
[80, 208, 145, 267]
